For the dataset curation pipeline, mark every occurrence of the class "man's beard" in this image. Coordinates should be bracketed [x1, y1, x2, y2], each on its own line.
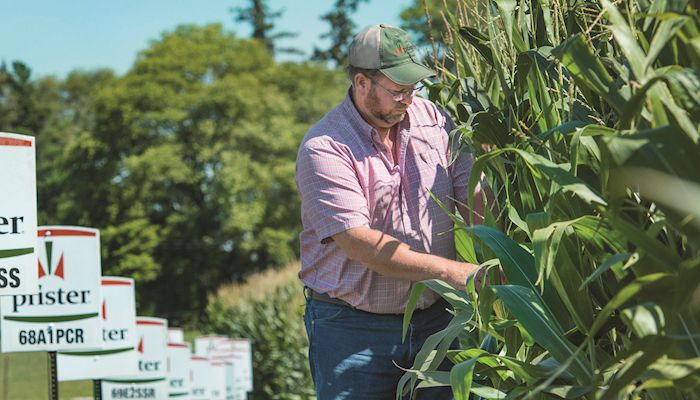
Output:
[366, 88, 407, 125]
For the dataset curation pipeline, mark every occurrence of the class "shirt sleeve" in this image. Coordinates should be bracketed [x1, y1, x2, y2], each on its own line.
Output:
[296, 139, 370, 243]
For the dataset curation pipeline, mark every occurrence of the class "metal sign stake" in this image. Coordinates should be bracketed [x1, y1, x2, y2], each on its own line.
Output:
[48, 351, 58, 400]
[94, 379, 103, 400]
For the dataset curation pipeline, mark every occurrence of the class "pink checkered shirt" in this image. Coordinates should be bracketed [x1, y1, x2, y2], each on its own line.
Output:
[296, 92, 474, 314]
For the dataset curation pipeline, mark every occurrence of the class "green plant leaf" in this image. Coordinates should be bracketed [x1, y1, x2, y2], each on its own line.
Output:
[491, 285, 593, 382]
[450, 357, 480, 400]
[512, 149, 608, 205]
[552, 34, 627, 113]
[601, 0, 648, 80]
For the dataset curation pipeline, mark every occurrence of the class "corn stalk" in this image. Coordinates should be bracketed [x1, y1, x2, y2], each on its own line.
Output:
[399, 0, 700, 399]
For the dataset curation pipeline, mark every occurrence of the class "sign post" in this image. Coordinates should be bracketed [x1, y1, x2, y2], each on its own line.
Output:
[94, 379, 103, 400]
[48, 351, 58, 400]
[0, 132, 38, 295]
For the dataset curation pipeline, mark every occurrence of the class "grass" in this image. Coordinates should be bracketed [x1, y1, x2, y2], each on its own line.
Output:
[0, 352, 92, 399]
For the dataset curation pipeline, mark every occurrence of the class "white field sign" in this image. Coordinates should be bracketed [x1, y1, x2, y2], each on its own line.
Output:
[166, 342, 191, 399]
[193, 334, 227, 357]
[190, 356, 211, 400]
[167, 327, 184, 343]
[0, 132, 37, 294]
[224, 361, 237, 400]
[102, 317, 168, 400]
[0, 226, 102, 352]
[194, 336, 252, 399]
[210, 361, 228, 400]
[230, 339, 253, 394]
[194, 335, 238, 398]
[57, 276, 138, 381]
[209, 339, 253, 397]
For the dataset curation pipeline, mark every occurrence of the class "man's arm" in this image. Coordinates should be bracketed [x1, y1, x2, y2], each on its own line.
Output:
[332, 226, 481, 290]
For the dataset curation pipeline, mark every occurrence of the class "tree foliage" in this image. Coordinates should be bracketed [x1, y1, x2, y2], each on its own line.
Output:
[399, 0, 453, 49]
[0, 24, 345, 323]
[206, 283, 313, 400]
[233, 0, 301, 55]
[312, 0, 369, 66]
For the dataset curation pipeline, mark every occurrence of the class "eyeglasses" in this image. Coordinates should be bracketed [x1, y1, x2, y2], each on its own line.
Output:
[368, 78, 423, 102]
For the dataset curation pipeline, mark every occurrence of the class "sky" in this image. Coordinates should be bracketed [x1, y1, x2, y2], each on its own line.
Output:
[1, 0, 413, 79]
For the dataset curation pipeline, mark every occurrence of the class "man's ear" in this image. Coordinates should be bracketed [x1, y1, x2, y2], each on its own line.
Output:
[354, 73, 369, 90]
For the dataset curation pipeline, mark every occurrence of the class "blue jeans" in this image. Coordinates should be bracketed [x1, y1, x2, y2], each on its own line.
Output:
[304, 295, 455, 400]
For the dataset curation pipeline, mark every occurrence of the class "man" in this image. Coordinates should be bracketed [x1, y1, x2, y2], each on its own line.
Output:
[295, 24, 488, 399]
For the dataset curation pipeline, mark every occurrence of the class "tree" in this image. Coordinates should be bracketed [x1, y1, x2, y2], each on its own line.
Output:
[233, 0, 301, 55]
[41, 24, 345, 323]
[399, 0, 454, 49]
[0, 61, 50, 135]
[312, 0, 368, 66]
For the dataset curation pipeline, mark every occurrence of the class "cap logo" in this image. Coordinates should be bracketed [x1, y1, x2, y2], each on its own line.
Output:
[394, 45, 405, 56]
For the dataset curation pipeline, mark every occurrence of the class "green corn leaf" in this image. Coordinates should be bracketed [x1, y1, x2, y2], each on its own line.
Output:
[526, 212, 550, 233]
[645, 15, 690, 71]
[600, 336, 671, 400]
[640, 356, 700, 387]
[601, 0, 648, 80]
[455, 227, 478, 264]
[589, 273, 675, 339]
[493, 0, 516, 45]
[552, 34, 627, 113]
[413, 310, 472, 372]
[403, 282, 428, 341]
[507, 204, 529, 236]
[536, 120, 589, 142]
[511, 148, 608, 205]
[620, 303, 665, 337]
[448, 348, 561, 384]
[459, 27, 497, 68]
[543, 385, 595, 399]
[469, 225, 568, 331]
[450, 357, 480, 400]
[579, 252, 632, 290]
[403, 280, 472, 341]
[467, 149, 507, 221]
[542, 229, 596, 333]
[491, 285, 593, 382]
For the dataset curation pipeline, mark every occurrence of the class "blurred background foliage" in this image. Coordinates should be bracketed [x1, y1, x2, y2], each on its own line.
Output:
[1, 22, 345, 323]
[205, 262, 312, 400]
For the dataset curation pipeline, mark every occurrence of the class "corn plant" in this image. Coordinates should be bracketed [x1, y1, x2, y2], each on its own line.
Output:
[399, 0, 700, 399]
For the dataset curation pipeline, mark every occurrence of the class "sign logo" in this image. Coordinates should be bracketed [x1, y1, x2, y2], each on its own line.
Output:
[38, 241, 64, 280]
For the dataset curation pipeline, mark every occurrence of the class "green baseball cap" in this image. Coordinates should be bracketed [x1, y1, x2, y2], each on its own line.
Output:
[348, 24, 435, 85]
